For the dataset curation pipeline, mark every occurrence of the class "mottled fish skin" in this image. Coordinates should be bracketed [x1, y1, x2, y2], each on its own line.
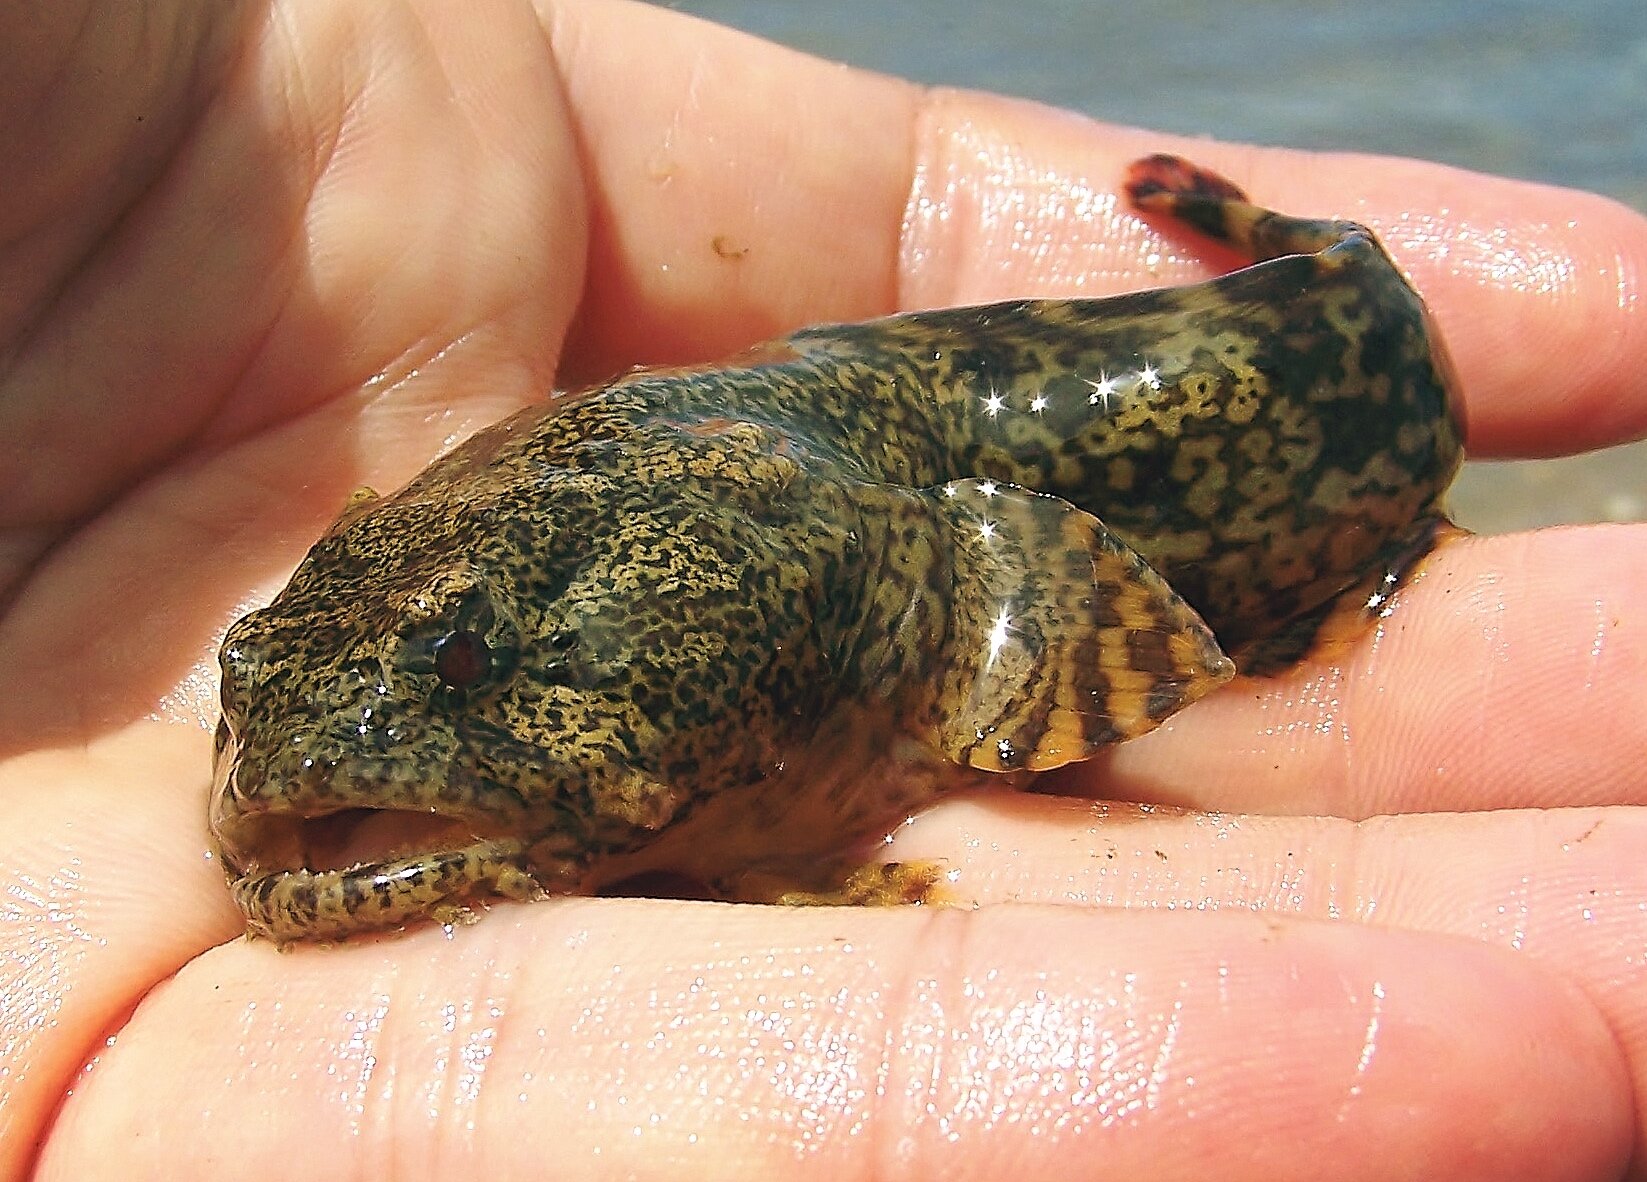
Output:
[210, 155, 1464, 941]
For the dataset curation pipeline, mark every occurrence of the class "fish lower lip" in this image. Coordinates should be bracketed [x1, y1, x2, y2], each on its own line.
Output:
[228, 837, 542, 943]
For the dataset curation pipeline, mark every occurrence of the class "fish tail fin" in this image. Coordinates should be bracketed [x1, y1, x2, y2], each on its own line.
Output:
[1125, 153, 1370, 261]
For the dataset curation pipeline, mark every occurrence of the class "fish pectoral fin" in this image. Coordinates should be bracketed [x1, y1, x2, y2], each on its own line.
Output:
[720, 859, 952, 907]
[924, 478, 1235, 772]
[590, 760, 689, 831]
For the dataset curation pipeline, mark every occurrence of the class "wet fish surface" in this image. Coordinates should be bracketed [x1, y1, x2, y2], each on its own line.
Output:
[210, 155, 1465, 942]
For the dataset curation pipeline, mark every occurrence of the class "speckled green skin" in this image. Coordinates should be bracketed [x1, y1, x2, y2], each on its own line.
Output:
[210, 156, 1464, 941]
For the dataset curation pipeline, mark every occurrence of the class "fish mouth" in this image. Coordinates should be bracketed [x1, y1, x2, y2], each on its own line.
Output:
[216, 805, 492, 881]
[209, 723, 595, 941]
[213, 796, 566, 942]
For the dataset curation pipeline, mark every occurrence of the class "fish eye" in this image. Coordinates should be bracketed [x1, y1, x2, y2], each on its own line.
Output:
[433, 629, 493, 689]
[547, 630, 579, 652]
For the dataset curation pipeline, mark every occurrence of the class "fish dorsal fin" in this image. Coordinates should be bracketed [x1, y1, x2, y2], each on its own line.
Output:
[926, 478, 1234, 772]
[324, 485, 382, 536]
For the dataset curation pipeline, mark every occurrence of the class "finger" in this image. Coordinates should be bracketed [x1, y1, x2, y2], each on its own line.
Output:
[540, 0, 918, 383]
[1058, 526, 1647, 817]
[0, 736, 240, 1182]
[889, 791, 1647, 1164]
[545, 0, 1647, 455]
[38, 900, 1630, 1182]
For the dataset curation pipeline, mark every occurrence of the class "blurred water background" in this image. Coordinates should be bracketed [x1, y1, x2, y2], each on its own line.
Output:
[669, 0, 1647, 534]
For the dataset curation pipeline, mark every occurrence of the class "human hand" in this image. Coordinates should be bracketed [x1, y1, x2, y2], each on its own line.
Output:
[3, 1, 1645, 1178]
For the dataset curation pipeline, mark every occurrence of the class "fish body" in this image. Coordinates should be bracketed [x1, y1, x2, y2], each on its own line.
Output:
[210, 156, 1464, 941]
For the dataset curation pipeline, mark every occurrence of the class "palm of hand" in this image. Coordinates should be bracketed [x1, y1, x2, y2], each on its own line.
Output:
[2, 2, 1646, 1178]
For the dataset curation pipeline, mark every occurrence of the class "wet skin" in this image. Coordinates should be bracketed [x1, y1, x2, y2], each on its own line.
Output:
[209, 155, 1465, 942]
